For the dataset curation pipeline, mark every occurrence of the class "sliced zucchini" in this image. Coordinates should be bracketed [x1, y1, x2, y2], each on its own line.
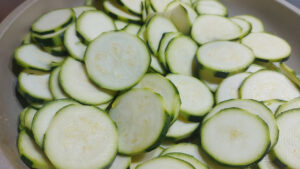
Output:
[263, 99, 286, 115]
[19, 107, 30, 130]
[166, 116, 199, 141]
[216, 72, 251, 103]
[191, 15, 241, 45]
[109, 155, 131, 169]
[197, 41, 254, 78]
[195, 0, 227, 16]
[276, 97, 300, 116]
[109, 89, 170, 155]
[279, 63, 300, 87]
[242, 32, 291, 62]
[41, 45, 68, 57]
[115, 20, 128, 30]
[72, 6, 96, 18]
[138, 24, 146, 40]
[167, 74, 214, 121]
[230, 17, 252, 38]
[149, 55, 166, 75]
[24, 107, 37, 131]
[203, 99, 278, 149]
[18, 130, 54, 169]
[44, 105, 118, 169]
[103, 0, 141, 23]
[31, 8, 74, 35]
[123, 23, 141, 35]
[240, 70, 300, 101]
[85, 31, 150, 90]
[32, 99, 77, 147]
[245, 63, 265, 73]
[97, 101, 112, 111]
[64, 23, 87, 61]
[131, 147, 164, 169]
[49, 67, 68, 99]
[257, 154, 280, 169]
[198, 69, 223, 92]
[166, 153, 209, 169]
[31, 26, 67, 47]
[134, 73, 181, 122]
[76, 10, 115, 43]
[118, 0, 143, 15]
[235, 15, 264, 33]
[14, 44, 64, 71]
[150, 0, 174, 12]
[136, 156, 195, 169]
[60, 57, 115, 105]
[18, 70, 53, 102]
[166, 35, 198, 76]
[273, 108, 300, 168]
[158, 32, 181, 68]
[160, 143, 202, 161]
[165, 1, 197, 25]
[201, 108, 270, 167]
[146, 14, 178, 53]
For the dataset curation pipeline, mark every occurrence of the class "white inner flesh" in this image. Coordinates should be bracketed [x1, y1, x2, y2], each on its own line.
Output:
[230, 17, 251, 37]
[203, 99, 278, 148]
[150, 55, 165, 74]
[197, 41, 254, 72]
[137, 157, 194, 169]
[167, 153, 208, 169]
[216, 72, 250, 103]
[33, 9, 72, 32]
[104, 0, 141, 21]
[147, 15, 178, 53]
[245, 64, 265, 73]
[258, 154, 280, 169]
[32, 99, 77, 147]
[150, 0, 174, 12]
[20, 71, 53, 100]
[108, 155, 131, 169]
[110, 89, 166, 155]
[124, 24, 141, 35]
[77, 11, 115, 42]
[167, 116, 199, 139]
[158, 32, 181, 67]
[60, 58, 115, 105]
[161, 143, 203, 161]
[131, 147, 164, 169]
[18, 131, 53, 169]
[49, 67, 68, 99]
[73, 6, 96, 18]
[45, 105, 117, 169]
[192, 15, 241, 44]
[242, 32, 291, 60]
[85, 32, 150, 90]
[166, 1, 197, 24]
[121, 0, 143, 14]
[166, 36, 198, 76]
[202, 109, 269, 165]
[65, 24, 87, 61]
[167, 74, 213, 116]
[274, 110, 300, 169]
[236, 15, 264, 33]
[134, 73, 179, 118]
[196, 0, 227, 16]
[276, 97, 300, 116]
[263, 100, 286, 114]
[24, 107, 37, 130]
[16, 44, 64, 71]
[165, 5, 191, 35]
[241, 70, 300, 101]
[115, 20, 128, 30]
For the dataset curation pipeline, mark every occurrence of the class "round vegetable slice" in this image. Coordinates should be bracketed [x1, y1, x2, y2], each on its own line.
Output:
[136, 156, 195, 169]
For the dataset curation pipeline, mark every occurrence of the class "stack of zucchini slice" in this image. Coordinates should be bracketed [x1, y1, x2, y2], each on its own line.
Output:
[14, 0, 300, 168]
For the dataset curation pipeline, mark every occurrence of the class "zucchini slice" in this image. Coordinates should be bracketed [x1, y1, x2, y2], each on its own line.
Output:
[115, 20, 128, 30]
[240, 70, 300, 101]
[201, 108, 270, 167]
[279, 63, 300, 87]
[18, 130, 54, 169]
[166, 153, 209, 169]
[85, 31, 150, 90]
[150, 0, 174, 12]
[158, 32, 181, 68]
[167, 74, 214, 121]
[14, 44, 64, 71]
[276, 97, 300, 116]
[150, 55, 166, 75]
[136, 156, 195, 169]
[191, 15, 241, 45]
[41, 45, 68, 57]
[160, 143, 202, 161]
[235, 15, 264, 33]
[44, 105, 118, 169]
[110, 89, 170, 155]
[166, 35, 198, 76]
[263, 99, 286, 115]
[165, 1, 197, 26]
[108, 155, 131, 169]
[60, 57, 115, 105]
[31, 8, 75, 35]
[19, 107, 30, 130]
[245, 63, 265, 73]
[242, 32, 291, 62]
[273, 108, 300, 168]
[197, 41, 254, 78]
[195, 0, 227, 16]
[146, 14, 178, 54]
[122, 23, 141, 35]
[166, 116, 199, 141]
[118, 0, 143, 15]
[134, 73, 181, 122]
[24, 107, 37, 131]
[72, 6, 97, 18]
[131, 147, 164, 169]
[257, 154, 280, 169]
[32, 99, 77, 147]
[76, 10, 115, 43]
[216, 72, 251, 103]
[203, 99, 278, 149]
[49, 67, 68, 99]
[230, 17, 252, 38]
[31, 26, 67, 47]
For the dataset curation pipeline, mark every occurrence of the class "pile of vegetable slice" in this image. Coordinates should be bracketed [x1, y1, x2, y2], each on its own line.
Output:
[15, 0, 300, 168]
